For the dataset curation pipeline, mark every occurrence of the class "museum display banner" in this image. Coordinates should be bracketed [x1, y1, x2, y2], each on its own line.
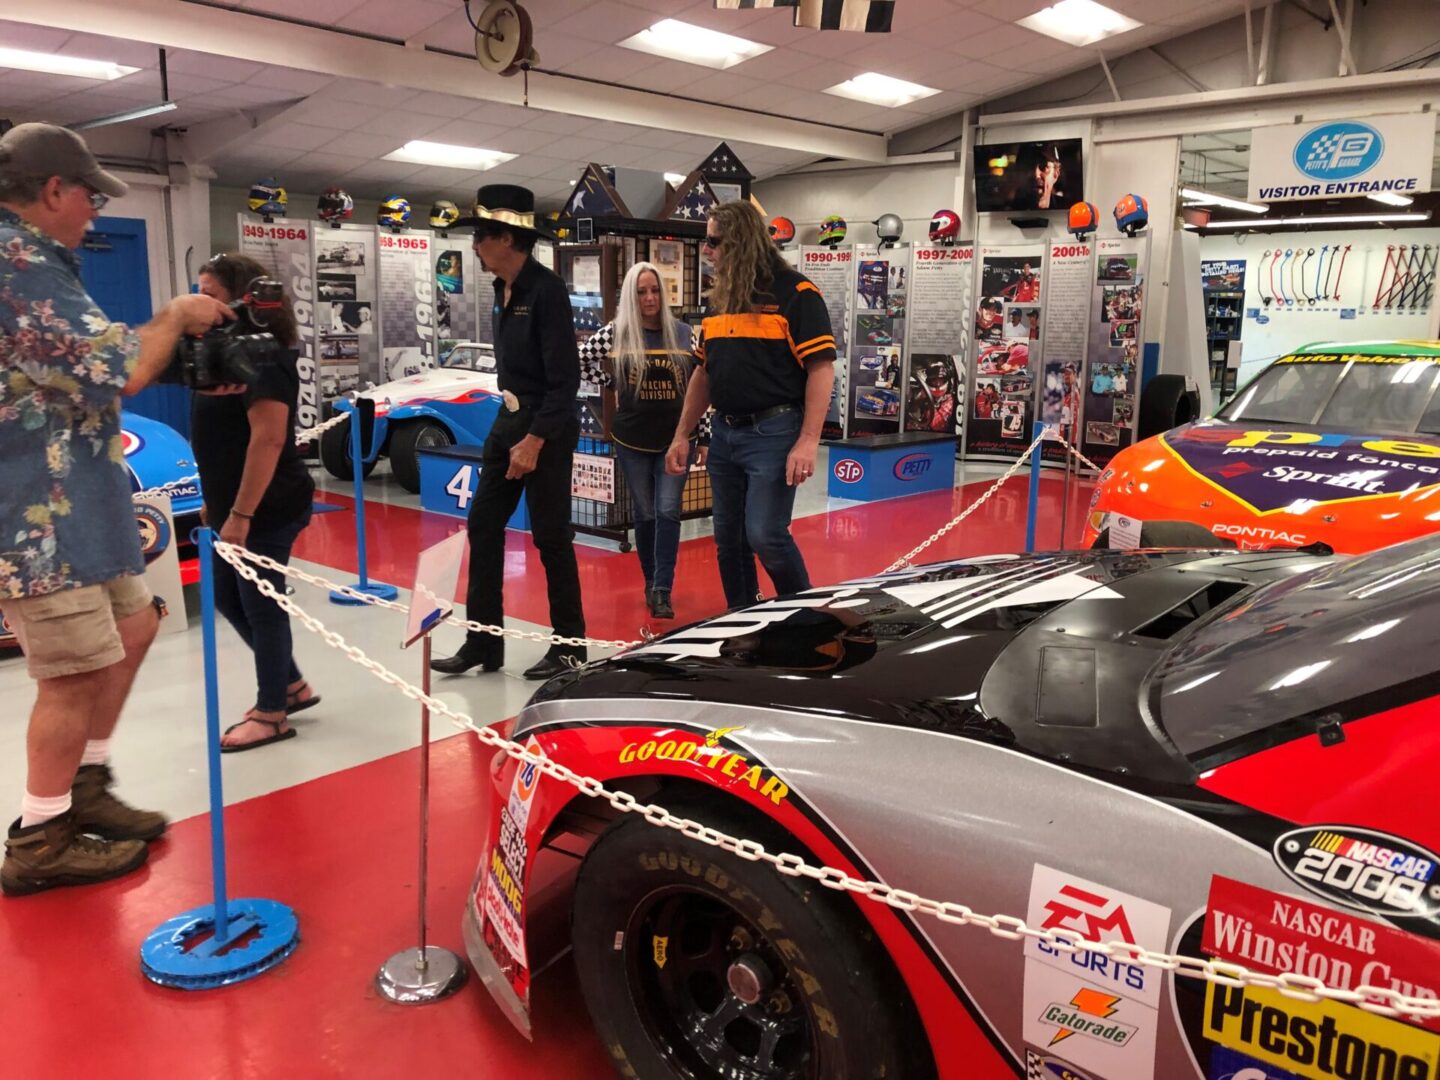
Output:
[376, 230, 439, 383]
[236, 214, 319, 429]
[801, 245, 854, 441]
[1038, 239, 1094, 464]
[1080, 235, 1150, 466]
[963, 243, 1046, 460]
[847, 244, 912, 437]
[433, 233, 480, 350]
[904, 242, 973, 437]
[312, 222, 379, 397]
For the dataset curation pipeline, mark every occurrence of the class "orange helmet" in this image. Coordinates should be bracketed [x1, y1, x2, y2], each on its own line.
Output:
[1068, 201, 1098, 239]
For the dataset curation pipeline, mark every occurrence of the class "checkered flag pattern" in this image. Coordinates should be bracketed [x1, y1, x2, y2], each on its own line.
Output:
[1304, 134, 1342, 166]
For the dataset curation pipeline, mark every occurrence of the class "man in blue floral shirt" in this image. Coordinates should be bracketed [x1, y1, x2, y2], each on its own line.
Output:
[0, 124, 230, 896]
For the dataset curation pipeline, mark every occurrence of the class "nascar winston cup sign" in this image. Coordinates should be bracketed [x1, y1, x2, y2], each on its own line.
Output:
[1248, 113, 1436, 202]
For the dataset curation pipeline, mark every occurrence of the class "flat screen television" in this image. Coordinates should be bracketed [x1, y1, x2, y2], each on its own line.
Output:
[973, 139, 1085, 213]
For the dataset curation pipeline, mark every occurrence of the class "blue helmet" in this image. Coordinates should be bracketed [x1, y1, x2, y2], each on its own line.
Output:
[1113, 193, 1149, 237]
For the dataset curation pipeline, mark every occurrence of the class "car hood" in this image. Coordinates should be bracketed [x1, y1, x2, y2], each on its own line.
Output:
[122, 414, 202, 514]
[1158, 418, 1440, 514]
[352, 368, 499, 412]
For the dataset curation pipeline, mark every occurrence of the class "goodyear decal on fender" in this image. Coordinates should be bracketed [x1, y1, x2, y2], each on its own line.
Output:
[618, 727, 790, 806]
[1204, 981, 1440, 1080]
[1163, 424, 1440, 514]
[1273, 826, 1440, 919]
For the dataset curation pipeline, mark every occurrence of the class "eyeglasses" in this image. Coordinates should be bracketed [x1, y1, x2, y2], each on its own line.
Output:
[702, 235, 723, 249]
[69, 181, 108, 211]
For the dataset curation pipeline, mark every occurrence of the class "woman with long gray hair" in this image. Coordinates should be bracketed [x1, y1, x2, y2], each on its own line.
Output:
[579, 261, 703, 619]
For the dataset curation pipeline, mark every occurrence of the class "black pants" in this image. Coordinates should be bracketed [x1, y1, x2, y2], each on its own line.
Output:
[463, 410, 585, 659]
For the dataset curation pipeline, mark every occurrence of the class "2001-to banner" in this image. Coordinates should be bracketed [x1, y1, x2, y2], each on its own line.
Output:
[236, 214, 318, 430]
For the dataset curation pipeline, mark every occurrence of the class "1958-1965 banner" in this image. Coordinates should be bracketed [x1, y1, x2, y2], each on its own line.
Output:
[377, 230, 438, 382]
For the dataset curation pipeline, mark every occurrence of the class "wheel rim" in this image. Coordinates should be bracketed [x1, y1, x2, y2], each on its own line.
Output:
[414, 424, 452, 451]
[627, 888, 816, 1080]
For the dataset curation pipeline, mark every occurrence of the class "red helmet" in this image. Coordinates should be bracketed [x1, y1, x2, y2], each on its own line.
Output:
[929, 208, 961, 243]
[1067, 201, 1098, 239]
[768, 216, 796, 245]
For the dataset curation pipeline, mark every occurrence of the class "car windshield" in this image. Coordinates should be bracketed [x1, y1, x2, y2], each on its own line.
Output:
[1149, 533, 1440, 768]
[442, 346, 495, 373]
[1221, 356, 1440, 432]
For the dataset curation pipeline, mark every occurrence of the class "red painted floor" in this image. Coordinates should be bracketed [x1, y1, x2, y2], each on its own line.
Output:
[0, 733, 614, 1079]
[295, 473, 1095, 640]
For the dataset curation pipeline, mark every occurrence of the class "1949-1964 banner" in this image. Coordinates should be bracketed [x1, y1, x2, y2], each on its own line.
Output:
[236, 215, 319, 430]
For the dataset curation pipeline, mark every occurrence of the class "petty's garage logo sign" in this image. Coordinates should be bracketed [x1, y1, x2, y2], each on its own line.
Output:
[1250, 113, 1435, 202]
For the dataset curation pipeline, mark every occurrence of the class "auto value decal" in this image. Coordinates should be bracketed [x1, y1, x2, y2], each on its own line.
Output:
[1023, 865, 1171, 1077]
[1202, 981, 1439, 1080]
[617, 726, 790, 806]
[481, 735, 543, 972]
[1160, 422, 1440, 516]
[1203, 876, 1440, 1032]
[1273, 826, 1440, 920]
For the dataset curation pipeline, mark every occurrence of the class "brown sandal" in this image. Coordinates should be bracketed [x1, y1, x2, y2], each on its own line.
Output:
[285, 682, 322, 716]
[221, 714, 297, 754]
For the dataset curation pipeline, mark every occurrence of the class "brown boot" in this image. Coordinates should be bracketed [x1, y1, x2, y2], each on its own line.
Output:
[70, 764, 168, 842]
[2, 811, 149, 896]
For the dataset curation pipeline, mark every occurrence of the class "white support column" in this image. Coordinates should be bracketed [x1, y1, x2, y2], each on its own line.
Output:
[1098, 52, 1123, 102]
[1257, 3, 1277, 86]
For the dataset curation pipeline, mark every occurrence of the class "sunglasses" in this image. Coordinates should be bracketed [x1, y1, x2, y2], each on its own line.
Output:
[702, 234, 723, 249]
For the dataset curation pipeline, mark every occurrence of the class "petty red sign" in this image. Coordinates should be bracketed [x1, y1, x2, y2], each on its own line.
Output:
[1203, 875, 1440, 1031]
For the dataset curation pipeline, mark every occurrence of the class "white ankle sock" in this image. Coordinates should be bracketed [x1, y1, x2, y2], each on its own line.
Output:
[80, 739, 111, 766]
[20, 791, 71, 828]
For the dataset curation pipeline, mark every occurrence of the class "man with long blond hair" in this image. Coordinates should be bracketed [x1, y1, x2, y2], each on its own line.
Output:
[666, 201, 835, 608]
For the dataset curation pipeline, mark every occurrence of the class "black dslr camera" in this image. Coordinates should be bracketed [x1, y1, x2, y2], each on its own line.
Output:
[163, 277, 283, 390]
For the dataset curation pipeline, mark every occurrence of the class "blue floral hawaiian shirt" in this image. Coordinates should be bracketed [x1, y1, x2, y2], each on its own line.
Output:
[0, 208, 144, 599]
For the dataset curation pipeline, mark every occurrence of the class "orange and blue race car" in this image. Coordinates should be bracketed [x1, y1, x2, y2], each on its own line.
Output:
[1085, 341, 1440, 551]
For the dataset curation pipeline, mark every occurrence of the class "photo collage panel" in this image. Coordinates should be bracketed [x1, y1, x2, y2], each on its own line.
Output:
[848, 252, 910, 435]
[974, 256, 1042, 440]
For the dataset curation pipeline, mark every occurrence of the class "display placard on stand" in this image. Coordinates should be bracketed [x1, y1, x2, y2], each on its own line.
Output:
[236, 214, 320, 430]
[312, 222, 379, 397]
[904, 242, 973, 438]
[1038, 239, 1095, 464]
[800, 245, 854, 441]
[847, 244, 912, 437]
[1080, 235, 1151, 466]
[376, 230, 438, 383]
[964, 244, 1046, 460]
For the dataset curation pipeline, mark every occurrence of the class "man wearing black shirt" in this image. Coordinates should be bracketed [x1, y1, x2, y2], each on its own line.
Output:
[432, 186, 586, 680]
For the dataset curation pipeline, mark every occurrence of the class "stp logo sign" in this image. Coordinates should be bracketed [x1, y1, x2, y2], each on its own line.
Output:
[893, 453, 932, 481]
[834, 459, 864, 484]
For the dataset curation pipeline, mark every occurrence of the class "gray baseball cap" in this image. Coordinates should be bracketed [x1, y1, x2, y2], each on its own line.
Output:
[0, 123, 128, 198]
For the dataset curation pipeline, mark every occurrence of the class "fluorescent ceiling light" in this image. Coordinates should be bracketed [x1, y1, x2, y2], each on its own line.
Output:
[1185, 212, 1432, 230]
[619, 19, 771, 70]
[383, 140, 516, 170]
[1180, 187, 1268, 214]
[664, 172, 687, 185]
[71, 101, 178, 131]
[0, 46, 139, 81]
[1017, 0, 1141, 47]
[1369, 191, 1415, 206]
[825, 72, 940, 108]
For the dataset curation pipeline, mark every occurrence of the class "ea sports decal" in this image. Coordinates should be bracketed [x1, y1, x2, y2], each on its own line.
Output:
[1273, 826, 1440, 919]
[133, 503, 172, 563]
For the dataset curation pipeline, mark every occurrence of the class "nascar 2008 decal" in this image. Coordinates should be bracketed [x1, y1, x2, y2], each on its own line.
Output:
[1023, 865, 1171, 1077]
[1273, 826, 1440, 919]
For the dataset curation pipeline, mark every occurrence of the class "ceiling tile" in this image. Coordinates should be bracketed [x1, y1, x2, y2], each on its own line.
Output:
[521, 110, 593, 135]
[164, 52, 267, 82]
[405, 90, 486, 118]
[254, 122, 346, 152]
[198, 83, 303, 106]
[314, 79, 418, 108]
[423, 118, 509, 147]
[487, 127, 563, 155]
[552, 2, 660, 42]
[339, 0, 455, 40]
[0, 19, 71, 52]
[56, 33, 160, 69]
[560, 49, 658, 83]
[363, 109, 449, 139]
[244, 66, 336, 94]
[622, 127, 692, 150]
[320, 130, 412, 158]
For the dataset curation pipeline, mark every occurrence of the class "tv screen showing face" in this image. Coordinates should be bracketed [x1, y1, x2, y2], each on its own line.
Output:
[974, 139, 1085, 213]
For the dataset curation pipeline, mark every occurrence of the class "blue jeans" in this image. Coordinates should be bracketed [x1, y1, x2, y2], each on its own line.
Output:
[707, 410, 811, 609]
[211, 511, 310, 712]
[616, 444, 685, 592]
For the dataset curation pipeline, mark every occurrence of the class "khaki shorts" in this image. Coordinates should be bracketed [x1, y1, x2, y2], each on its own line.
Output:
[0, 576, 153, 680]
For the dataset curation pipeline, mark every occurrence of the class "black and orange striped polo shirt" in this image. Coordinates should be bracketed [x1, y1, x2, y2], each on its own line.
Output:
[695, 266, 836, 417]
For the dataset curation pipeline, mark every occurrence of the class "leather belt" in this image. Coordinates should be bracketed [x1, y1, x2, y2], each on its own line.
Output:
[720, 404, 798, 428]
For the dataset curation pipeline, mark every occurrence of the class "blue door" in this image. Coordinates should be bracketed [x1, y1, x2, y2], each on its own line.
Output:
[79, 216, 192, 438]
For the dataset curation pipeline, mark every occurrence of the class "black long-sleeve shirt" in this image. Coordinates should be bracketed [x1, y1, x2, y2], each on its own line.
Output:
[492, 257, 580, 441]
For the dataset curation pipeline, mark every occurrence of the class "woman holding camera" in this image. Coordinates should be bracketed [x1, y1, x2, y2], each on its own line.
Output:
[579, 262, 702, 620]
[193, 253, 317, 752]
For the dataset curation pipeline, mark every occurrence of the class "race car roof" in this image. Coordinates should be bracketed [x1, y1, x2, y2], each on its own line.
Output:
[1294, 339, 1440, 357]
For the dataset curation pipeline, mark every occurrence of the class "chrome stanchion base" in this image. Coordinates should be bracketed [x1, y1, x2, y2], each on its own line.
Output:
[375, 945, 468, 1004]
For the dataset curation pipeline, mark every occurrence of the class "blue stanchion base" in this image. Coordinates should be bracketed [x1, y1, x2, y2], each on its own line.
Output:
[330, 581, 400, 605]
[141, 898, 299, 990]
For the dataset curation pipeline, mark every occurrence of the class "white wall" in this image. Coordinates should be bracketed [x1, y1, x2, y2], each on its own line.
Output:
[1201, 226, 1440, 385]
[753, 160, 960, 248]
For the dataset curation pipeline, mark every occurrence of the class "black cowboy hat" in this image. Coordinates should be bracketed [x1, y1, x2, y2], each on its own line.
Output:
[456, 183, 558, 240]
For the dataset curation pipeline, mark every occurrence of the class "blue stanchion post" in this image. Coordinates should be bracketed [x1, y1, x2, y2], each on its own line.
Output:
[140, 527, 300, 989]
[1025, 422, 1044, 553]
[331, 401, 398, 604]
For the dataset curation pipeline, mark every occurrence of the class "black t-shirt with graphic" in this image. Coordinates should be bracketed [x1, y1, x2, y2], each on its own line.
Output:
[580, 321, 697, 453]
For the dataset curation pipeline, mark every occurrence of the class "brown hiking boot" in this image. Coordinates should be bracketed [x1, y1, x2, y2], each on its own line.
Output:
[2, 811, 149, 896]
[70, 764, 168, 842]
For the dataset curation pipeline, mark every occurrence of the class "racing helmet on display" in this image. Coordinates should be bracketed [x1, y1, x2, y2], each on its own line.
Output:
[874, 212, 903, 245]
[1067, 201, 1098, 239]
[929, 208, 961, 244]
[247, 177, 287, 218]
[429, 199, 460, 230]
[818, 214, 847, 247]
[768, 216, 796, 246]
[378, 195, 412, 228]
[316, 186, 353, 224]
[1114, 193, 1149, 237]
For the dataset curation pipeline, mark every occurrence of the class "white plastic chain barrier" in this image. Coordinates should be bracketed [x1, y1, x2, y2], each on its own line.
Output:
[210, 536, 1440, 1024]
[132, 413, 351, 502]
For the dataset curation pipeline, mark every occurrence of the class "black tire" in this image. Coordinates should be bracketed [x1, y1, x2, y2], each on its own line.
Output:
[318, 417, 376, 482]
[388, 420, 452, 493]
[1091, 519, 1236, 549]
[571, 806, 928, 1080]
[1137, 374, 1200, 440]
